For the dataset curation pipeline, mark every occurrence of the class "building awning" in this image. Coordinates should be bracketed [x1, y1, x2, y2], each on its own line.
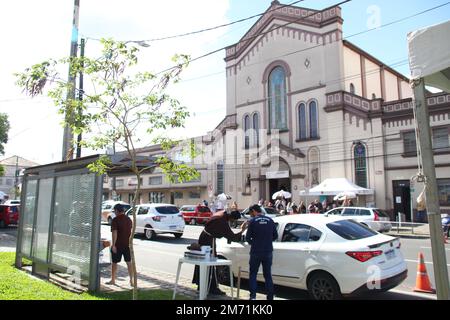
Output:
[408, 20, 450, 92]
[299, 178, 374, 196]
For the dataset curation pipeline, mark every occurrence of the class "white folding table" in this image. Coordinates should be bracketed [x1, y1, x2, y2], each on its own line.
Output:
[172, 257, 234, 300]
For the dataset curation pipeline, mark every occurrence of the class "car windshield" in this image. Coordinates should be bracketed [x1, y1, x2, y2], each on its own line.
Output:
[182, 207, 195, 212]
[198, 206, 211, 213]
[263, 207, 278, 215]
[373, 209, 390, 218]
[326, 220, 377, 240]
[155, 206, 179, 214]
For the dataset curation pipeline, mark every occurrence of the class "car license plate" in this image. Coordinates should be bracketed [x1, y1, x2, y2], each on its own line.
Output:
[385, 249, 396, 260]
[169, 225, 177, 230]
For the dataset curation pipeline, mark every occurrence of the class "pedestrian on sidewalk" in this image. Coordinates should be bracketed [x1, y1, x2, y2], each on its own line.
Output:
[192, 210, 247, 296]
[246, 204, 278, 300]
[107, 203, 134, 286]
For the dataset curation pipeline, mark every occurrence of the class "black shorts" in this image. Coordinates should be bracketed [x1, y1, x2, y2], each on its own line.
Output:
[111, 247, 131, 263]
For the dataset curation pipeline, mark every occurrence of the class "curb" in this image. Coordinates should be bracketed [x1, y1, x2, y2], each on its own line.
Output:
[386, 233, 430, 240]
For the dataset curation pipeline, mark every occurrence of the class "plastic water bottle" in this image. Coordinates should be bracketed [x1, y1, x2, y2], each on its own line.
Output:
[203, 246, 211, 261]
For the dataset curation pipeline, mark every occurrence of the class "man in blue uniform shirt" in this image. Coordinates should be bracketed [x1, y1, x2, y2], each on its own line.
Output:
[246, 204, 278, 300]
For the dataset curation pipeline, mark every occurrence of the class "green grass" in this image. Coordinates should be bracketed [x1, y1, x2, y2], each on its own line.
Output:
[0, 252, 190, 300]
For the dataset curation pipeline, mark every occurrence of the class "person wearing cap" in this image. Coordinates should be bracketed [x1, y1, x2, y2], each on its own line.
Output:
[106, 203, 134, 286]
[246, 204, 278, 300]
[192, 209, 247, 296]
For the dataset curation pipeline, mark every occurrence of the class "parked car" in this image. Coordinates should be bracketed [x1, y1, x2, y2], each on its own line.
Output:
[230, 206, 279, 228]
[101, 201, 131, 225]
[3, 199, 20, 205]
[0, 204, 20, 228]
[215, 214, 407, 300]
[323, 207, 392, 232]
[241, 206, 279, 219]
[442, 214, 450, 237]
[179, 205, 212, 224]
[126, 203, 185, 240]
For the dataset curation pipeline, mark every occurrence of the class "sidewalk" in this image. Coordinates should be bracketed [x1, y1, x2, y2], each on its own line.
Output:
[386, 223, 430, 239]
[100, 264, 281, 300]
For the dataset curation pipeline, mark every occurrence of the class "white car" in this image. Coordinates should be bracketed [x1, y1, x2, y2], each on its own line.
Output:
[215, 214, 407, 300]
[323, 207, 392, 232]
[101, 200, 131, 225]
[126, 203, 185, 240]
[3, 199, 20, 205]
[231, 206, 279, 227]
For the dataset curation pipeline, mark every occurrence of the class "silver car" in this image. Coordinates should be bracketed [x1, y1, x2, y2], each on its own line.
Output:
[324, 207, 392, 232]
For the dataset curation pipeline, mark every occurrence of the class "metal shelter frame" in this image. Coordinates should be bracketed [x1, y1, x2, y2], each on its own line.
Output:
[15, 155, 103, 291]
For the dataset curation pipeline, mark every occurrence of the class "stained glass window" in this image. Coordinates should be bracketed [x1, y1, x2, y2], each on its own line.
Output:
[298, 103, 307, 140]
[244, 115, 250, 149]
[354, 143, 367, 188]
[268, 66, 287, 130]
[253, 113, 259, 147]
[309, 100, 318, 138]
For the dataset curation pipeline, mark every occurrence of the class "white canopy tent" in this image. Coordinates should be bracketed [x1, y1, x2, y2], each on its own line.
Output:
[299, 178, 373, 196]
[408, 20, 450, 92]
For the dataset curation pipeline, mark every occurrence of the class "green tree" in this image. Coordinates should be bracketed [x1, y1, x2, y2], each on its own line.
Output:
[16, 39, 199, 299]
[0, 113, 10, 176]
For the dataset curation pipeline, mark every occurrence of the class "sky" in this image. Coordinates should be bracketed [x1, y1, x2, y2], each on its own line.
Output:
[1, 0, 449, 165]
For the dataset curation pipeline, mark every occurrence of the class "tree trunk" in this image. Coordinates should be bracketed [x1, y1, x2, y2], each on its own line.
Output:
[129, 172, 140, 300]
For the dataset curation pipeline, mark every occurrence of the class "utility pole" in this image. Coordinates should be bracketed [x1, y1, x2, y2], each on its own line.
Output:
[76, 38, 85, 159]
[413, 79, 450, 300]
[112, 142, 117, 200]
[62, 0, 80, 161]
[14, 156, 19, 199]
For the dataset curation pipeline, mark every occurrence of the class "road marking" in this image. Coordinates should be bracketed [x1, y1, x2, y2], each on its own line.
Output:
[389, 289, 436, 300]
[405, 259, 450, 267]
[420, 246, 450, 251]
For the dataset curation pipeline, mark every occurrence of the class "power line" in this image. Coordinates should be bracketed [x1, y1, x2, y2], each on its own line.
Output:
[155, 1, 449, 76]
[154, 0, 352, 76]
[178, 1, 450, 84]
[85, 1, 306, 44]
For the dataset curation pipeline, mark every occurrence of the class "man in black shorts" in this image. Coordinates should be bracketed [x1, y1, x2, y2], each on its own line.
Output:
[107, 203, 134, 286]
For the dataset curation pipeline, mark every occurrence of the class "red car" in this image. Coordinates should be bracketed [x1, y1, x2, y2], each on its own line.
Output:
[179, 205, 212, 224]
[0, 204, 19, 228]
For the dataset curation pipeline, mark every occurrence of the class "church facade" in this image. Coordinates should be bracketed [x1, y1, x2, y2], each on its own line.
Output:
[105, 1, 450, 220]
[200, 1, 450, 219]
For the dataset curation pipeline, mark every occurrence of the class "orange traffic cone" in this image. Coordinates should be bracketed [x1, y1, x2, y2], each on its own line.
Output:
[414, 252, 436, 294]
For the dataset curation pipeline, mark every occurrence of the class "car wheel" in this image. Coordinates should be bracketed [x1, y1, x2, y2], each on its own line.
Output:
[0, 220, 5, 228]
[144, 226, 156, 240]
[307, 272, 342, 300]
[107, 217, 112, 226]
[173, 232, 183, 239]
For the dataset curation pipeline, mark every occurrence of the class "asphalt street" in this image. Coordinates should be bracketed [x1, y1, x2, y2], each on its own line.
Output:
[0, 224, 446, 300]
[100, 224, 448, 300]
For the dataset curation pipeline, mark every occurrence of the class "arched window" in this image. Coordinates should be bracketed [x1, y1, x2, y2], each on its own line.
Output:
[298, 103, 307, 140]
[268, 66, 287, 130]
[372, 93, 376, 100]
[354, 143, 367, 188]
[309, 100, 318, 138]
[244, 115, 250, 149]
[216, 161, 224, 194]
[252, 113, 259, 147]
[350, 83, 355, 94]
